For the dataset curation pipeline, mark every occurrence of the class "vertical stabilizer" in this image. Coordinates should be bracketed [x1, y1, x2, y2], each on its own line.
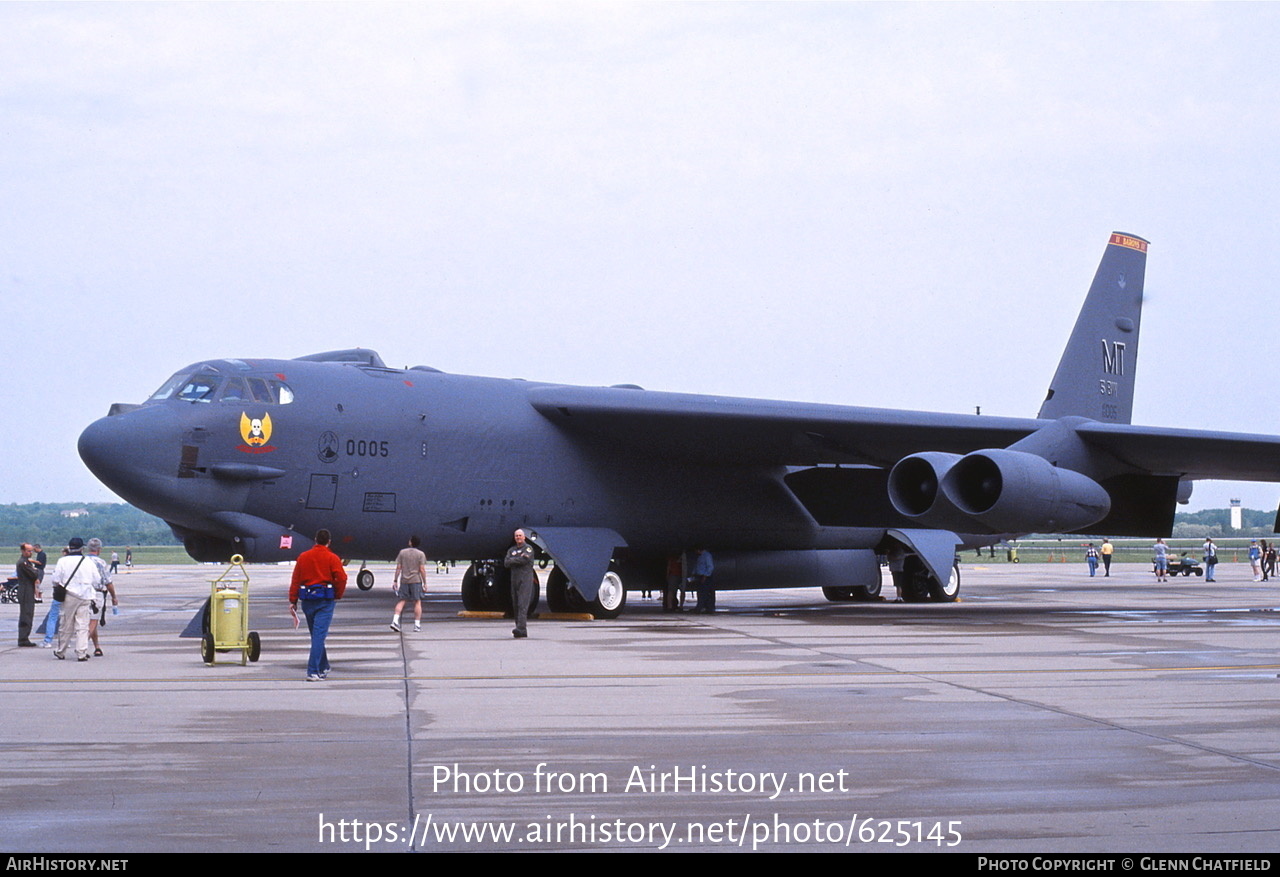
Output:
[1037, 232, 1148, 423]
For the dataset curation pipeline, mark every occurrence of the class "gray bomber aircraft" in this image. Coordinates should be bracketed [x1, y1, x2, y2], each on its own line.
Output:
[79, 233, 1280, 616]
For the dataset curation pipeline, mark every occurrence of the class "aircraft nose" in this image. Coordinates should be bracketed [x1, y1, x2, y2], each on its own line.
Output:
[79, 412, 143, 493]
[78, 407, 179, 507]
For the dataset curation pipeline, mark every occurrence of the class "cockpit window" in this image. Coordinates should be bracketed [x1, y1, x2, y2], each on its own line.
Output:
[244, 377, 294, 405]
[147, 372, 187, 402]
[176, 375, 220, 403]
[150, 364, 223, 403]
[247, 378, 273, 404]
[147, 366, 292, 405]
[220, 378, 248, 402]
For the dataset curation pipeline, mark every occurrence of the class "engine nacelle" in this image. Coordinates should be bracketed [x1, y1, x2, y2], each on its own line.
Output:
[887, 452, 976, 530]
[941, 449, 1111, 533]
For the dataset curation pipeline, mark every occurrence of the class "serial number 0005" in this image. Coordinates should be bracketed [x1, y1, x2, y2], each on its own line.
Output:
[347, 438, 390, 458]
[857, 818, 962, 846]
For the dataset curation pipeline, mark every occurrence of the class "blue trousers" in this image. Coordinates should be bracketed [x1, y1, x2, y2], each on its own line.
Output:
[41, 600, 62, 645]
[300, 598, 334, 677]
[693, 575, 715, 612]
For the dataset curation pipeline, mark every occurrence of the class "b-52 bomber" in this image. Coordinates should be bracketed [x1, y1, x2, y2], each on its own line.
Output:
[79, 233, 1280, 617]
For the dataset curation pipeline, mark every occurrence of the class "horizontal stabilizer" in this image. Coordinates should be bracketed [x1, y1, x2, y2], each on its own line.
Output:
[1076, 422, 1280, 482]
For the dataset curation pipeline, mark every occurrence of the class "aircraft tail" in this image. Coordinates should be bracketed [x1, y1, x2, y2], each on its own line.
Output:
[1037, 232, 1148, 424]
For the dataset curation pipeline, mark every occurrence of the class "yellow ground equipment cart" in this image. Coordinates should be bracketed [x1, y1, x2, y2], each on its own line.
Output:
[202, 554, 261, 665]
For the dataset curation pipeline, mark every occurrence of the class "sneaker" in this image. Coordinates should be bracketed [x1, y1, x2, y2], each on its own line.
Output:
[77, 655, 89, 662]
[53, 651, 65, 660]
[319, 671, 329, 680]
[389, 621, 400, 632]
[413, 623, 421, 632]
[306, 674, 322, 682]
[512, 629, 527, 639]
[40, 642, 52, 649]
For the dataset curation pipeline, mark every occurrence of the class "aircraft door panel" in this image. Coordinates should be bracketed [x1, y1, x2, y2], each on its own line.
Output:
[306, 473, 338, 510]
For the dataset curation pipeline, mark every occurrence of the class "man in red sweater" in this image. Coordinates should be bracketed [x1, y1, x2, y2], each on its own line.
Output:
[289, 529, 347, 681]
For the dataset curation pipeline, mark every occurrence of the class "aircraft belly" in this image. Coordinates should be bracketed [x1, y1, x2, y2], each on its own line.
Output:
[575, 459, 823, 551]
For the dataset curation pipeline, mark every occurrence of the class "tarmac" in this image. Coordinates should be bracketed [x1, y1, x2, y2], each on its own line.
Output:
[2, 560, 1278, 853]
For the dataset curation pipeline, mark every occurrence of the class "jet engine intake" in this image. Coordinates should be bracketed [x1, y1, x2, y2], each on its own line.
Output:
[887, 452, 976, 530]
[941, 449, 1111, 533]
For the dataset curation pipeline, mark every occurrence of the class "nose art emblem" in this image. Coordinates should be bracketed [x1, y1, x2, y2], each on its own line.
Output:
[238, 412, 276, 454]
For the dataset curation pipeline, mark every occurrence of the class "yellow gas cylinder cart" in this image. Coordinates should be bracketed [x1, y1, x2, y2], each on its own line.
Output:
[202, 554, 261, 665]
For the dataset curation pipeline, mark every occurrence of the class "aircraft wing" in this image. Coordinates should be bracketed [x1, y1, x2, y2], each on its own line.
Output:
[529, 385, 1280, 481]
[529, 385, 1041, 467]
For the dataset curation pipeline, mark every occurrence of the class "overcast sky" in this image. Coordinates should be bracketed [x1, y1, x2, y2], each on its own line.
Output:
[2, 2, 1278, 514]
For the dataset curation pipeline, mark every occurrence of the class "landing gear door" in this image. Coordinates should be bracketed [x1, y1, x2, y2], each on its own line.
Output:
[526, 527, 626, 600]
[886, 528, 960, 586]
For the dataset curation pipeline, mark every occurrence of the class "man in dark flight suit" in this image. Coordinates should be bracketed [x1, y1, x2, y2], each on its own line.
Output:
[505, 529, 535, 639]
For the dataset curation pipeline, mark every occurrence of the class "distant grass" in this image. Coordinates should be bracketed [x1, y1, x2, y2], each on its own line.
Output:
[99, 545, 198, 565]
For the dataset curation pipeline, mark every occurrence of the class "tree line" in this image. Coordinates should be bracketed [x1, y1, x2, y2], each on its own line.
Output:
[0, 503, 173, 548]
[0, 502, 1274, 549]
[1169, 506, 1278, 538]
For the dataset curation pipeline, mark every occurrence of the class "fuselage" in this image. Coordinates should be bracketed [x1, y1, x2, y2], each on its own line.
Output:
[78, 355, 896, 565]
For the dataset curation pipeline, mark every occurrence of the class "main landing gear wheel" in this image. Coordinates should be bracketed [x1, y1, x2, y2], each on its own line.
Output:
[901, 557, 960, 603]
[902, 557, 932, 603]
[460, 562, 541, 615]
[461, 562, 506, 612]
[593, 569, 626, 618]
[928, 562, 961, 602]
[547, 565, 627, 619]
[546, 567, 572, 613]
[357, 568, 375, 591]
[822, 578, 883, 603]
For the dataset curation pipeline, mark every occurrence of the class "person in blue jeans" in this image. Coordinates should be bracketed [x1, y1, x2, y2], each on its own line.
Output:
[289, 529, 348, 681]
[38, 544, 58, 647]
[41, 594, 62, 648]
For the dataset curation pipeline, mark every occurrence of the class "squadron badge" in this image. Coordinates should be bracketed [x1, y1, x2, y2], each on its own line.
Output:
[238, 412, 276, 453]
[317, 430, 339, 463]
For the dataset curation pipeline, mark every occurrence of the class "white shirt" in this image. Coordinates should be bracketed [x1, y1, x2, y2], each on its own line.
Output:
[52, 552, 102, 601]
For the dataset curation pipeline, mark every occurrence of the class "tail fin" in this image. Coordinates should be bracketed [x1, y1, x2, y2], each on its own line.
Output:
[1037, 232, 1148, 424]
